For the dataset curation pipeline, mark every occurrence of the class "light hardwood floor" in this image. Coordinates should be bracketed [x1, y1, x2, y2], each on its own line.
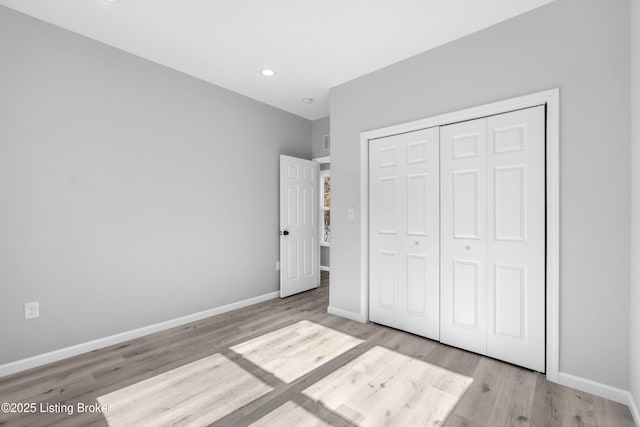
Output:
[0, 272, 635, 426]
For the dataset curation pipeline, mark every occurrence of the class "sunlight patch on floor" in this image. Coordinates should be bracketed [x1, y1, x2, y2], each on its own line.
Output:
[231, 320, 363, 383]
[248, 401, 333, 427]
[303, 345, 473, 426]
[97, 353, 272, 427]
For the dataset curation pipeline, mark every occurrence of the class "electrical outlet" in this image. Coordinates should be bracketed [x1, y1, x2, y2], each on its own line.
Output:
[276, 261, 280, 271]
[347, 208, 356, 220]
[24, 301, 39, 320]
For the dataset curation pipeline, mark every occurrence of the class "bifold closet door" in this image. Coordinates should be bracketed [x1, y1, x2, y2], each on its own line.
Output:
[486, 106, 545, 372]
[369, 127, 440, 340]
[440, 118, 488, 355]
[440, 106, 545, 372]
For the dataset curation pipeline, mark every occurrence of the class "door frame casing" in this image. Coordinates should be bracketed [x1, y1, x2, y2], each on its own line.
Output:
[358, 89, 560, 382]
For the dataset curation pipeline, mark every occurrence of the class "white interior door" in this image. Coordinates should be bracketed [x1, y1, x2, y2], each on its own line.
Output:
[369, 135, 403, 329]
[280, 155, 319, 298]
[400, 128, 440, 339]
[486, 106, 545, 372]
[369, 128, 440, 340]
[440, 118, 488, 355]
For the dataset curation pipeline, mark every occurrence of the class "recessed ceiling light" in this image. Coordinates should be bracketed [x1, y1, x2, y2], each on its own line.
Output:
[302, 98, 314, 104]
[261, 68, 276, 77]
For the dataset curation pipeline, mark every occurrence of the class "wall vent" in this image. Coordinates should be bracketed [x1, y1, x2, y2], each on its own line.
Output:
[323, 134, 330, 151]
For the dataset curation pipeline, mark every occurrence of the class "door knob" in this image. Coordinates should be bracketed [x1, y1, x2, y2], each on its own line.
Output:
[281, 230, 290, 236]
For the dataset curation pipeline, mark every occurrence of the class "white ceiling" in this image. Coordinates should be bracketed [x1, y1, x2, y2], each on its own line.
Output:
[0, 0, 553, 120]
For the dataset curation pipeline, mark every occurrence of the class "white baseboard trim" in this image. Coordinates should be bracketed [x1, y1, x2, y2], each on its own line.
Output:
[628, 392, 640, 427]
[327, 305, 367, 323]
[558, 372, 630, 405]
[320, 265, 330, 272]
[0, 291, 280, 379]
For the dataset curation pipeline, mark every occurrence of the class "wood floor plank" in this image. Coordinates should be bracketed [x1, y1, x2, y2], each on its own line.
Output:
[484, 363, 537, 426]
[248, 400, 333, 427]
[424, 342, 482, 377]
[0, 272, 635, 427]
[529, 372, 548, 427]
[446, 357, 502, 426]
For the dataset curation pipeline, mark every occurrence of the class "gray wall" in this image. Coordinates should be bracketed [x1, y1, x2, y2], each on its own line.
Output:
[320, 248, 330, 269]
[311, 116, 330, 159]
[329, 0, 630, 389]
[0, 6, 311, 365]
[312, 116, 331, 268]
[631, 0, 640, 415]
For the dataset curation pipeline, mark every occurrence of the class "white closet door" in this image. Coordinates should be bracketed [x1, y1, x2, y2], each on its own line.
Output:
[369, 128, 440, 339]
[369, 135, 403, 329]
[486, 106, 545, 372]
[440, 118, 488, 355]
[401, 128, 440, 339]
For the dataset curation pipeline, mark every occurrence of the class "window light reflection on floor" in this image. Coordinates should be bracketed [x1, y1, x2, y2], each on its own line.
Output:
[97, 353, 272, 426]
[230, 319, 364, 383]
[303, 345, 473, 426]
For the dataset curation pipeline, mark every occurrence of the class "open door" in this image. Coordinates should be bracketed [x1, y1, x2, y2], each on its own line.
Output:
[280, 155, 319, 297]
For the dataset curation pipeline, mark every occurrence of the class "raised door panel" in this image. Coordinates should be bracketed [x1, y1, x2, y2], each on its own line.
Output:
[494, 166, 526, 241]
[302, 237, 314, 278]
[377, 177, 400, 234]
[452, 259, 481, 330]
[302, 186, 315, 227]
[405, 254, 428, 314]
[286, 186, 299, 228]
[406, 173, 429, 236]
[369, 136, 403, 329]
[453, 170, 481, 239]
[493, 264, 526, 339]
[286, 240, 299, 281]
[486, 106, 545, 372]
[377, 251, 400, 309]
[401, 127, 440, 340]
[440, 119, 487, 355]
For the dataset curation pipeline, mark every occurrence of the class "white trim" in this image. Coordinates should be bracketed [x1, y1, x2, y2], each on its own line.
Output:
[327, 305, 366, 323]
[628, 392, 640, 427]
[0, 291, 280, 378]
[358, 89, 560, 382]
[360, 128, 370, 324]
[558, 372, 630, 405]
[313, 156, 331, 164]
[545, 89, 561, 383]
[320, 265, 331, 272]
